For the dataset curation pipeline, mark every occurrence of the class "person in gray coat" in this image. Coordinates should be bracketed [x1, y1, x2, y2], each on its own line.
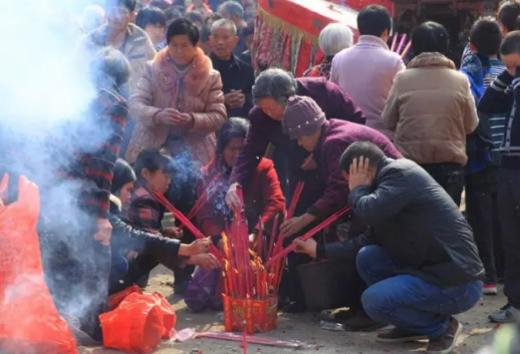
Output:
[294, 141, 484, 354]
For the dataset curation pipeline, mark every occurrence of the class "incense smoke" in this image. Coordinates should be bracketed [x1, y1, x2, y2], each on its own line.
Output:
[0, 0, 115, 336]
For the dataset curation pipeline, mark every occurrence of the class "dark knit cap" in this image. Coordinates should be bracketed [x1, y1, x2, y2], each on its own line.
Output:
[282, 95, 326, 139]
[112, 158, 137, 194]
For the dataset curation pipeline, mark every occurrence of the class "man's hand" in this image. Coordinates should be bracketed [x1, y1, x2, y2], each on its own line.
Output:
[163, 226, 184, 239]
[224, 90, 245, 109]
[94, 218, 112, 246]
[280, 213, 316, 238]
[188, 253, 220, 269]
[348, 157, 375, 190]
[188, 237, 212, 256]
[293, 238, 317, 259]
[225, 182, 243, 211]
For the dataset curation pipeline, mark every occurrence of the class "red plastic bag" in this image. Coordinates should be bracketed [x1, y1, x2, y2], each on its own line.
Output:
[0, 174, 77, 354]
[108, 284, 143, 310]
[100, 291, 176, 353]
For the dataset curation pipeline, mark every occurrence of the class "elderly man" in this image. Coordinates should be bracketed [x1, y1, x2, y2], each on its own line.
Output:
[225, 68, 366, 209]
[209, 18, 255, 117]
[218, 0, 248, 55]
[295, 141, 484, 354]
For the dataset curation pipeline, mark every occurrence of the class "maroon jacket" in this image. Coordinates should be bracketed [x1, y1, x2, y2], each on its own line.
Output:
[229, 77, 366, 186]
[308, 119, 402, 219]
[198, 157, 286, 235]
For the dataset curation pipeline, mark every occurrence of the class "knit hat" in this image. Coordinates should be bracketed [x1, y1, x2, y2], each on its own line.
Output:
[282, 96, 326, 139]
[112, 158, 137, 194]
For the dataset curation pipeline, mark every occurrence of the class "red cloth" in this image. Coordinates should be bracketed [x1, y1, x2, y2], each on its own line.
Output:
[197, 158, 285, 235]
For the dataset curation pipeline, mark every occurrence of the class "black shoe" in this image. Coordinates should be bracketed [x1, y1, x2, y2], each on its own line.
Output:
[281, 301, 307, 313]
[341, 309, 386, 332]
[426, 317, 462, 354]
[376, 327, 428, 343]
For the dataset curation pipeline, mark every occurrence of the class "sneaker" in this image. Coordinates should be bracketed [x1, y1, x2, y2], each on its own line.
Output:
[482, 283, 498, 295]
[489, 304, 520, 323]
[376, 327, 428, 343]
[426, 317, 462, 354]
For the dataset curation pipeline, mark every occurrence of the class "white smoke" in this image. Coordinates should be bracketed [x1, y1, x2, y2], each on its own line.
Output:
[0, 0, 117, 344]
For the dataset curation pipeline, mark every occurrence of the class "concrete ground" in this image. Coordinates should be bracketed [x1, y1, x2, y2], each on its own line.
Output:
[80, 266, 506, 354]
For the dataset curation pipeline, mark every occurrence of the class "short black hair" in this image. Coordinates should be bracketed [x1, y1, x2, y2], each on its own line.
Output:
[412, 21, 450, 56]
[107, 0, 137, 12]
[134, 149, 173, 177]
[136, 7, 166, 30]
[166, 18, 200, 45]
[500, 30, 520, 55]
[217, 117, 250, 154]
[357, 5, 392, 37]
[186, 10, 204, 28]
[112, 158, 136, 194]
[339, 141, 385, 173]
[469, 17, 502, 56]
[498, 1, 520, 33]
[164, 6, 182, 25]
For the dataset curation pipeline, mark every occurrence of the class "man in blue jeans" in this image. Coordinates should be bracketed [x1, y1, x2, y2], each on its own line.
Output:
[294, 142, 484, 354]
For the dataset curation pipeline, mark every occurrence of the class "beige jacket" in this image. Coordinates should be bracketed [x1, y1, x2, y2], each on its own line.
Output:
[382, 52, 478, 165]
[126, 47, 227, 164]
[86, 23, 157, 91]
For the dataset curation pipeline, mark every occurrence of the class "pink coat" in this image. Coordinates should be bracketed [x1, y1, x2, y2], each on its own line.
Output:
[126, 47, 227, 164]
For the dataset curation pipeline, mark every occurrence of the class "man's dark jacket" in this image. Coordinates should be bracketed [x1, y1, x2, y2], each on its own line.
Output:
[320, 158, 485, 288]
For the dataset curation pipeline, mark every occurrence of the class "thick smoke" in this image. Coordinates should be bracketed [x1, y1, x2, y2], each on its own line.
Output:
[0, 0, 114, 336]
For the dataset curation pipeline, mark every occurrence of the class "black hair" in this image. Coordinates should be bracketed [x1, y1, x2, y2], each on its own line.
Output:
[217, 117, 250, 154]
[106, 0, 137, 12]
[112, 158, 137, 194]
[149, 0, 170, 10]
[339, 141, 385, 173]
[357, 5, 392, 37]
[469, 17, 502, 56]
[498, 1, 520, 33]
[134, 149, 173, 177]
[412, 21, 450, 56]
[91, 47, 131, 89]
[186, 10, 204, 28]
[164, 6, 183, 25]
[500, 30, 520, 55]
[166, 18, 200, 45]
[136, 7, 166, 30]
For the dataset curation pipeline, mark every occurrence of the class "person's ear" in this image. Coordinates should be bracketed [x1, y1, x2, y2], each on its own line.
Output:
[141, 168, 151, 180]
[342, 170, 349, 181]
[381, 29, 390, 42]
[232, 35, 240, 47]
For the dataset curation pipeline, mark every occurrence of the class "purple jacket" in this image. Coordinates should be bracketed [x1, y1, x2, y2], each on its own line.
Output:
[308, 119, 402, 218]
[230, 77, 366, 185]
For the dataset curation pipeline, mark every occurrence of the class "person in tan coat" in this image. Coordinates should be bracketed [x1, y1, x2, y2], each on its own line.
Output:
[126, 18, 227, 166]
[382, 22, 479, 206]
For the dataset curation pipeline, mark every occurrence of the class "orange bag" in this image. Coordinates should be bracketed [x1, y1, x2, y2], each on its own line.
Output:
[100, 291, 176, 354]
[108, 284, 143, 310]
[0, 174, 77, 354]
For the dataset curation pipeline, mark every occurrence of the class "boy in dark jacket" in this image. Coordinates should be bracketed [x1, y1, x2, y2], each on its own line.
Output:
[478, 30, 520, 323]
[109, 158, 216, 293]
[294, 142, 484, 354]
[460, 17, 505, 296]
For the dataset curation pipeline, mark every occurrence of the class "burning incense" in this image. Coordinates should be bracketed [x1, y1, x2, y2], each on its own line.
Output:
[152, 192, 224, 260]
[396, 34, 408, 54]
[390, 33, 398, 52]
[401, 41, 412, 58]
[265, 206, 350, 267]
[187, 172, 221, 220]
[286, 181, 304, 219]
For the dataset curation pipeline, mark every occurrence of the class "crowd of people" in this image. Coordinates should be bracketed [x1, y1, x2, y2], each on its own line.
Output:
[2, 0, 520, 353]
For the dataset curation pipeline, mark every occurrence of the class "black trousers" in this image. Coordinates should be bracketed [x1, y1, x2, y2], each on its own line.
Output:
[466, 167, 503, 284]
[421, 163, 464, 206]
[497, 168, 520, 308]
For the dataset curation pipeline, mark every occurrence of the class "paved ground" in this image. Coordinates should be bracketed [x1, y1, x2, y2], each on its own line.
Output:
[80, 266, 505, 354]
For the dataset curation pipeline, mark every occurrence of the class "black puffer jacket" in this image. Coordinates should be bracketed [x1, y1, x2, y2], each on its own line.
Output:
[109, 197, 182, 269]
[321, 158, 484, 288]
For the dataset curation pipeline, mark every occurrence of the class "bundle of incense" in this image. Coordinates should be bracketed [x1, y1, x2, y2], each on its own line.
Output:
[186, 172, 221, 220]
[265, 206, 350, 267]
[152, 192, 224, 260]
[390, 33, 411, 57]
[286, 181, 304, 219]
